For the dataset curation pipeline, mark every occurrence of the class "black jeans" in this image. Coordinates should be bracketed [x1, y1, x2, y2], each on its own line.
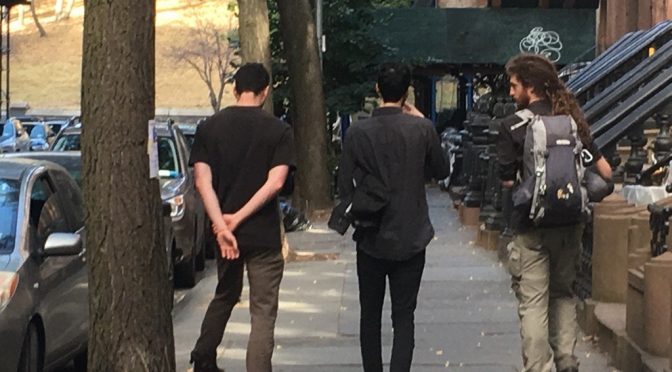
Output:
[192, 246, 284, 372]
[357, 249, 426, 372]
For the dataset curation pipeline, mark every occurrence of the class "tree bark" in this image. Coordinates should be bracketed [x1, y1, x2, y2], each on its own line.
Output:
[277, 0, 332, 211]
[82, 0, 175, 370]
[29, 0, 47, 37]
[238, 0, 273, 114]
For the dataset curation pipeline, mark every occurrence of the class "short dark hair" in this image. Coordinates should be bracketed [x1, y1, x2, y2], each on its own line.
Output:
[377, 63, 411, 103]
[234, 63, 270, 95]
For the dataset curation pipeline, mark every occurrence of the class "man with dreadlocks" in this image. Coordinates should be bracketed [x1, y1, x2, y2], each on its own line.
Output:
[497, 54, 612, 372]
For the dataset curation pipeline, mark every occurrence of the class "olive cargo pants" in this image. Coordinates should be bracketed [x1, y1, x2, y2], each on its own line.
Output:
[507, 224, 583, 372]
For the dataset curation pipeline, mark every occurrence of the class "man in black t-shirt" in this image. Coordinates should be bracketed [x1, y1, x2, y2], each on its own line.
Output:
[188, 63, 296, 372]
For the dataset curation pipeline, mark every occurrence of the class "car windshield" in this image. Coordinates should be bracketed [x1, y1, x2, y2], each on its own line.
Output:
[0, 178, 20, 254]
[52, 134, 81, 151]
[56, 157, 82, 187]
[158, 137, 181, 178]
[49, 123, 64, 133]
[184, 134, 195, 149]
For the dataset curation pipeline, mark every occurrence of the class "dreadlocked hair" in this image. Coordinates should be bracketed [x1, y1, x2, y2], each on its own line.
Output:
[505, 53, 593, 147]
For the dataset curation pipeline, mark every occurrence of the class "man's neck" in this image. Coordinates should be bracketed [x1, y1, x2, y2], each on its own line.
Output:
[528, 96, 543, 105]
[379, 101, 403, 108]
[235, 100, 262, 107]
[235, 93, 264, 107]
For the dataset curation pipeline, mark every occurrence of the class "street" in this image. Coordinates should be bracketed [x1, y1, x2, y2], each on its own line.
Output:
[169, 187, 615, 371]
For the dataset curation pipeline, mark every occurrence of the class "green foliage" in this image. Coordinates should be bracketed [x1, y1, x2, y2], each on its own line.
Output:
[269, 0, 402, 116]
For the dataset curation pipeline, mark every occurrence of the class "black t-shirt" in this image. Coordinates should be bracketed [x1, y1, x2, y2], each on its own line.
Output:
[189, 106, 296, 249]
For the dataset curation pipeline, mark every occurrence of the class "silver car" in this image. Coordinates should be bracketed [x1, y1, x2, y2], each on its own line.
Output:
[0, 158, 88, 372]
[0, 119, 32, 153]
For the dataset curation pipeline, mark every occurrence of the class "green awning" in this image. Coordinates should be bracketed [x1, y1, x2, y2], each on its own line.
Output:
[375, 8, 596, 65]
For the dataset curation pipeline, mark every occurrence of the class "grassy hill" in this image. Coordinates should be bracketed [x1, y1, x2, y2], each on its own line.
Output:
[9, 0, 237, 112]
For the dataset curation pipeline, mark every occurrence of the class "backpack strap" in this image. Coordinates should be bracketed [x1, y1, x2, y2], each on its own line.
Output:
[512, 109, 534, 131]
[529, 117, 548, 224]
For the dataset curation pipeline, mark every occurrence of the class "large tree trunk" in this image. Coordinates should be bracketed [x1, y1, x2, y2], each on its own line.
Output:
[29, 0, 47, 37]
[238, 0, 273, 113]
[82, 0, 175, 370]
[277, 0, 332, 211]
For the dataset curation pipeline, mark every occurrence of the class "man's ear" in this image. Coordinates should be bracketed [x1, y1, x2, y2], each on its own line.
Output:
[233, 83, 240, 100]
[259, 86, 271, 102]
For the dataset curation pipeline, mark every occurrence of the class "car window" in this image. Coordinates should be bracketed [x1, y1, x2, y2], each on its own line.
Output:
[49, 124, 64, 134]
[52, 134, 81, 151]
[158, 137, 181, 178]
[29, 175, 70, 251]
[1, 121, 15, 137]
[50, 170, 84, 230]
[0, 179, 20, 254]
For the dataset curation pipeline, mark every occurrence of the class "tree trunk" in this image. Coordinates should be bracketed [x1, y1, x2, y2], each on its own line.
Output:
[18, 5, 25, 25]
[63, 0, 76, 20]
[277, 0, 332, 211]
[54, 0, 64, 21]
[29, 0, 47, 37]
[238, 0, 273, 114]
[82, 0, 175, 371]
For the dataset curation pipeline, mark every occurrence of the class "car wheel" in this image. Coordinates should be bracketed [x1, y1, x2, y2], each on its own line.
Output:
[175, 248, 196, 288]
[73, 349, 87, 372]
[18, 323, 42, 372]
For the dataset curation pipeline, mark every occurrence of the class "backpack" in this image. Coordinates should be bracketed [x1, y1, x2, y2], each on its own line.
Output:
[512, 109, 588, 226]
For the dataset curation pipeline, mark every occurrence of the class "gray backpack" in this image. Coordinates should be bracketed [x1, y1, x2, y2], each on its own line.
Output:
[512, 109, 588, 226]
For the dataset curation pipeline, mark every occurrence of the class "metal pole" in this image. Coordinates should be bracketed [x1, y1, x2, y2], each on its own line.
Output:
[0, 6, 4, 120]
[5, 4, 9, 119]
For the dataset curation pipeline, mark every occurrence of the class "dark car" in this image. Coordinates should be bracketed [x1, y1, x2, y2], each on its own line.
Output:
[156, 123, 206, 287]
[50, 126, 81, 152]
[44, 120, 70, 137]
[49, 125, 207, 287]
[0, 158, 88, 372]
[22, 122, 57, 152]
[0, 118, 31, 153]
[0, 151, 177, 286]
[173, 122, 198, 150]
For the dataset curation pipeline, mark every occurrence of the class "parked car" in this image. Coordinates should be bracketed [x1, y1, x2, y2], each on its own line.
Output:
[0, 151, 177, 286]
[157, 123, 206, 287]
[0, 158, 88, 372]
[51, 126, 81, 152]
[49, 125, 208, 286]
[0, 151, 82, 186]
[0, 118, 31, 153]
[44, 120, 70, 137]
[172, 122, 198, 150]
[22, 122, 57, 152]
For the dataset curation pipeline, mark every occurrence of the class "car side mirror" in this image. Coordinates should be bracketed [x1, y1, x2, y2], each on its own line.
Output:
[43, 233, 83, 257]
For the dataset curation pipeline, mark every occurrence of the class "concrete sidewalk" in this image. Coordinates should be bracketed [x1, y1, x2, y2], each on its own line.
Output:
[173, 187, 617, 371]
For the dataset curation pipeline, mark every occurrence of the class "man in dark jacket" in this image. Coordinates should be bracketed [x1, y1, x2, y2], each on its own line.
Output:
[338, 63, 450, 372]
[497, 54, 612, 372]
